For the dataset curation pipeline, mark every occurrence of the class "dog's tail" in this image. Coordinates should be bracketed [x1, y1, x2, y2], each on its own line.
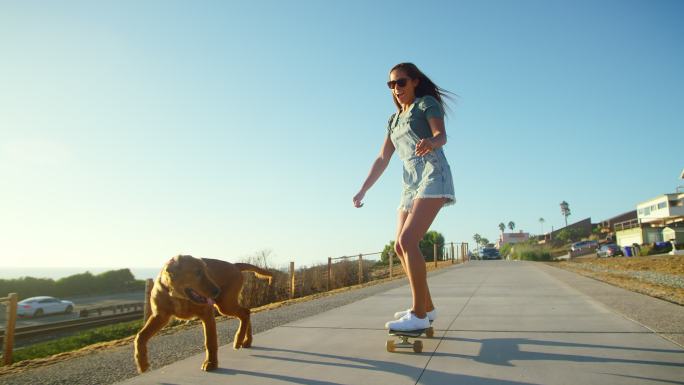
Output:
[235, 263, 273, 285]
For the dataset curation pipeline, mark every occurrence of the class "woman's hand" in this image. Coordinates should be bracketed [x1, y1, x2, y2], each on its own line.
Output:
[415, 138, 434, 157]
[353, 190, 366, 208]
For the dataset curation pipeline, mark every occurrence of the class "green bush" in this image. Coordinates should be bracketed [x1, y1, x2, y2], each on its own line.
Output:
[499, 243, 513, 258]
[510, 244, 552, 261]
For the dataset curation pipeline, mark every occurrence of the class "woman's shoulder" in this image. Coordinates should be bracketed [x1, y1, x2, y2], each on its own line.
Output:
[416, 95, 440, 108]
[414, 95, 445, 119]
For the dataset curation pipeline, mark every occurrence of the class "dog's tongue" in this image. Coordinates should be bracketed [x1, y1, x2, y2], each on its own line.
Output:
[208, 298, 216, 306]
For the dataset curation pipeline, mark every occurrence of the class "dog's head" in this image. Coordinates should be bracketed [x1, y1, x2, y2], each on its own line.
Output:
[161, 255, 221, 304]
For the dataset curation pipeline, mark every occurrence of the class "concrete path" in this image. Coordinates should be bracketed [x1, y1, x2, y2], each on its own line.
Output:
[118, 261, 684, 385]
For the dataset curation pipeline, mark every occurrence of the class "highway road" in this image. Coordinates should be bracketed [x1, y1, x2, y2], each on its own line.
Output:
[0, 291, 145, 329]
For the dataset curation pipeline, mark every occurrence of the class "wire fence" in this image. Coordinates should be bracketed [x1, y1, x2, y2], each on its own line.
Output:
[237, 242, 470, 309]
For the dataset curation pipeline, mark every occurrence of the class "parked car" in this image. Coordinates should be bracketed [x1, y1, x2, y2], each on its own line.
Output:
[596, 244, 624, 258]
[481, 247, 501, 260]
[570, 240, 599, 253]
[17, 296, 75, 317]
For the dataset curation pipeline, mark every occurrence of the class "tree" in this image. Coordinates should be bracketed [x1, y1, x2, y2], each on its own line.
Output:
[381, 230, 445, 263]
[498, 223, 506, 235]
[380, 241, 396, 264]
[539, 217, 545, 234]
[508, 221, 515, 232]
[421, 230, 445, 261]
[481, 237, 490, 247]
[556, 228, 582, 244]
[560, 201, 571, 227]
[473, 233, 482, 248]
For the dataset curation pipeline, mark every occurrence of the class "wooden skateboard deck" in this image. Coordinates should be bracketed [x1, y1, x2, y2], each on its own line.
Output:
[386, 326, 434, 353]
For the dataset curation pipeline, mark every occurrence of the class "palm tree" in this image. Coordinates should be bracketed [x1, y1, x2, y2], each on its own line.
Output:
[498, 222, 506, 235]
[473, 233, 481, 249]
[539, 217, 545, 234]
[560, 201, 571, 227]
[481, 237, 490, 247]
[508, 221, 515, 232]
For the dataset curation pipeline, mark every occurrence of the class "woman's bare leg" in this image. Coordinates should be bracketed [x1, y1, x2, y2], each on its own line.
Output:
[395, 208, 436, 313]
[397, 198, 446, 318]
[394, 210, 410, 274]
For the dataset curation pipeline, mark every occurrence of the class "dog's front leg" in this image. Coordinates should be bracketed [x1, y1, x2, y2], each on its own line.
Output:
[199, 311, 219, 371]
[135, 313, 170, 373]
[232, 307, 251, 350]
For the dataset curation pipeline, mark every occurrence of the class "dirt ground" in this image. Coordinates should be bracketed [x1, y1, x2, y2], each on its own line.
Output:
[554, 254, 684, 306]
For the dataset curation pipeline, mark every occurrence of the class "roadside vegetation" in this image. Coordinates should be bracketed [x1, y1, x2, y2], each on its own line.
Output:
[10, 319, 144, 364]
[0, 269, 145, 300]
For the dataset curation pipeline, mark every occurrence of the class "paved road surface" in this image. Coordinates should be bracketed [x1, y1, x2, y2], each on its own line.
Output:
[116, 261, 684, 385]
[0, 291, 145, 328]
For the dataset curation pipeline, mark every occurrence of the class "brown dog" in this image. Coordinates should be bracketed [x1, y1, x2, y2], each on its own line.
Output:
[134, 255, 272, 372]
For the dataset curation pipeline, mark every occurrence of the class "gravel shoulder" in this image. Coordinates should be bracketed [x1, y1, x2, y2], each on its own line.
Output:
[553, 255, 684, 305]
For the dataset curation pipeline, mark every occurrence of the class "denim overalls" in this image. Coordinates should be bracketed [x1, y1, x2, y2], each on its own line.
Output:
[387, 95, 455, 212]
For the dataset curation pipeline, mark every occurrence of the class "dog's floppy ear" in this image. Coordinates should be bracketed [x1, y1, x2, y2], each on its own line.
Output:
[165, 255, 181, 275]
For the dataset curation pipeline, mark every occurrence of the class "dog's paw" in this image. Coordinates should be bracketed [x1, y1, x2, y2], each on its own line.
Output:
[201, 360, 218, 371]
[233, 341, 243, 350]
[136, 362, 150, 373]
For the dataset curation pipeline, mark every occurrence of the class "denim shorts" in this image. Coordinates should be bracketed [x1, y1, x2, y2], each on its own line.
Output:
[398, 150, 456, 212]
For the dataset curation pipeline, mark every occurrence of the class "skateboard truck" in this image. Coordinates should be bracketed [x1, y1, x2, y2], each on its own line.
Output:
[386, 327, 432, 353]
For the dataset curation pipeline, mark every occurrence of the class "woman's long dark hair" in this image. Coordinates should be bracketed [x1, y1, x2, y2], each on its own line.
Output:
[389, 62, 454, 116]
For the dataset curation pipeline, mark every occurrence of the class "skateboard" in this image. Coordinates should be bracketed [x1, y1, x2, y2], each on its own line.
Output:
[386, 325, 434, 353]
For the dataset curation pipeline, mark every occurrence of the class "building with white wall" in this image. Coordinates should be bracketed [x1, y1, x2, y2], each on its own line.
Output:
[496, 231, 530, 249]
[616, 192, 684, 246]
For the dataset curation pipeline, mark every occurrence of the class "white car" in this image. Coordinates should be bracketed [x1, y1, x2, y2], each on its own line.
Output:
[17, 296, 75, 317]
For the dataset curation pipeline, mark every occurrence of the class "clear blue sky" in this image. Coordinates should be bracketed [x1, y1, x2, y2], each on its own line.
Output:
[1, 0, 682, 270]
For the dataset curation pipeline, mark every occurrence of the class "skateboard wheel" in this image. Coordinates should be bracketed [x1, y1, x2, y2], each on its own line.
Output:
[386, 340, 396, 352]
[426, 327, 434, 338]
[413, 340, 423, 353]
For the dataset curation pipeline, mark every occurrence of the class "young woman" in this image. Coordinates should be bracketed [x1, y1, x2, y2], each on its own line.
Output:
[353, 63, 455, 331]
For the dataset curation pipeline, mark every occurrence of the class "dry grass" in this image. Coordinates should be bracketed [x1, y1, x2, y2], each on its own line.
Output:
[239, 253, 459, 309]
[554, 255, 684, 305]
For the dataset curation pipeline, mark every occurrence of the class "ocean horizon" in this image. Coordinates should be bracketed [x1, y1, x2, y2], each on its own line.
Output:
[0, 267, 161, 281]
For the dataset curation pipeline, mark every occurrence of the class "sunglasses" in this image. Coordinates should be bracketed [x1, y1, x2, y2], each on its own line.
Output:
[387, 78, 410, 89]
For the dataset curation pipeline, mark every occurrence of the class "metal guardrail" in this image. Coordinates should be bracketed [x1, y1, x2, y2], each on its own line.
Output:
[78, 302, 144, 317]
[0, 311, 143, 346]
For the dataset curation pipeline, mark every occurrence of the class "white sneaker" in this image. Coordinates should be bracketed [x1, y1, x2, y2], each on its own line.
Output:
[385, 312, 430, 331]
[394, 308, 437, 322]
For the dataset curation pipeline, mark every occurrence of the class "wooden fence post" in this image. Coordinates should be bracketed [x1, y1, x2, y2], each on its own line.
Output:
[358, 254, 363, 285]
[327, 257, 332, 291]
[451, 242, 455, 264]
[434, 244, 438, 268]
[289, 262, 295, 299]
[3, 293, 17, 366]
[389, 250, 393, 279]
[300, 269, 306, 297]
[143, 279, 153, 323]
